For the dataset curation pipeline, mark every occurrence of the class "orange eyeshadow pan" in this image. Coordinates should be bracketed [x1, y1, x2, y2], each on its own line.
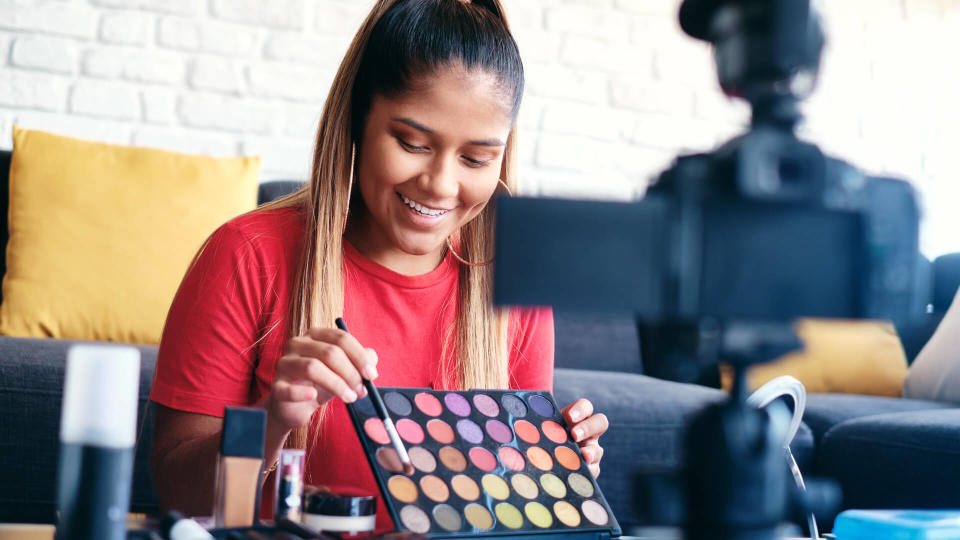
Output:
[526, 446, 554, 471]
[514, 420, 541, 444]
[426, 419, 455, 444]
[555, 445, 582, 470]
[541, 420, 569, 444]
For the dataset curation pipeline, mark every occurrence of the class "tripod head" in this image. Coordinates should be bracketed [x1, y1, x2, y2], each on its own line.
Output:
[680, 0, 825, 129]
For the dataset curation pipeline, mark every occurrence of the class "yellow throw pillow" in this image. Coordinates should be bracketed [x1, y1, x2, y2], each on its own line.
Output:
[722, 319, 908, 397]
[0, 126, 260, 344]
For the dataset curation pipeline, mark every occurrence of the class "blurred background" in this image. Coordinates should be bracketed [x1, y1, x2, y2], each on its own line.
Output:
[0, 0, 956, 256]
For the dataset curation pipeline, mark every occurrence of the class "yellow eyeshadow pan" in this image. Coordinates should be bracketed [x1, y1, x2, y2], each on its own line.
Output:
[554, 500, 582, 527]
[540, 473, 567, 498]
[347, 388, 619, 536]
[568, 472, 595, 498]
[481, 474, 510, 500]
[510, 473, 539, 500]
[495, 502, 524, 529]
[525, 501, 554, 528]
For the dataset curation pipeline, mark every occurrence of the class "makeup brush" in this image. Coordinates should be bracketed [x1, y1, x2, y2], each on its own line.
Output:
[336, 317, 415, 475]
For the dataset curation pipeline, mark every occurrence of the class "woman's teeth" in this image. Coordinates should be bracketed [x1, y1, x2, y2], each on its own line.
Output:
[399, 193, 449, 217]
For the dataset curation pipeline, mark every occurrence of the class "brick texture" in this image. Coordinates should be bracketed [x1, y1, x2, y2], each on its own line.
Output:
[0, 0, 955, 255]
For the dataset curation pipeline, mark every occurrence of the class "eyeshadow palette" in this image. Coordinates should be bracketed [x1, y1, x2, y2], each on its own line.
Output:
[346, 388, 620, 539]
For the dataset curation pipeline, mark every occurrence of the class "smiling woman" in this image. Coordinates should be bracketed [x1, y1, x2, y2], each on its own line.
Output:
[148, 0, 610, 533]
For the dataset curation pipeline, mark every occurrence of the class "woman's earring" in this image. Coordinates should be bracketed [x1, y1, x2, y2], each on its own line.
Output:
[446, 178, 513, 267]
[496, 178, 513, 197]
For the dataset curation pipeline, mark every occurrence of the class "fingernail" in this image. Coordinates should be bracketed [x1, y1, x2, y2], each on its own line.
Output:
[343, 387, 358, 403]
[573, 428, 584, 440]
[364, 364, 378, 380]
[569, 409, 581, 421]
[355, 384, 364, 396]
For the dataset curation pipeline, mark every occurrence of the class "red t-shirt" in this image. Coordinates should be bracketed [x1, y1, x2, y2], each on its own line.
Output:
[150, 206, 554, 531]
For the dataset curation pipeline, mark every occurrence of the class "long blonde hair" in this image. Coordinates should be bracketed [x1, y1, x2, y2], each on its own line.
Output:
[260, 0, 524, 452]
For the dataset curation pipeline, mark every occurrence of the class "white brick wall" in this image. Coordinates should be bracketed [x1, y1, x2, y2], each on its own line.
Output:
[0, 0, 957, 255]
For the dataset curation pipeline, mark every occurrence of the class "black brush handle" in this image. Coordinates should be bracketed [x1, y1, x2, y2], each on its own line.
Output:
[334, 318, 384, 416]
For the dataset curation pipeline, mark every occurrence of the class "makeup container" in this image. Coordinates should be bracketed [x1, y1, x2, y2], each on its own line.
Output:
[275, 449, 306, 521]
[215, 406, 267, 528]
[346, 388, 620, 539]
[55, 345, 140, 540]
[302, 487, 377, 536]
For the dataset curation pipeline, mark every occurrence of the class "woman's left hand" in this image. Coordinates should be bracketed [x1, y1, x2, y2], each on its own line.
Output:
[561, 398, 608, 478]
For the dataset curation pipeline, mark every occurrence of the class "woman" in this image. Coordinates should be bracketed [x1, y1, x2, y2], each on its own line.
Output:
[149, 0, 608, 530]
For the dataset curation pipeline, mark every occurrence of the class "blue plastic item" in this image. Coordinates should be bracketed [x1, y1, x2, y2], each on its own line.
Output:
[834, 510, 960, 540]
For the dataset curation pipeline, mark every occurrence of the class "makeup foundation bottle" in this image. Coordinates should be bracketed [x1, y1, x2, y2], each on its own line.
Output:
[214, 406, 267, 528]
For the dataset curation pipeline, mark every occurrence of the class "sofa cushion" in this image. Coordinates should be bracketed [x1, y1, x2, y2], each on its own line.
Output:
[0, 127, 260, 344]
[0, 337, 159, 523]
[817, 409, 960, 512]
[804, 393, 952, 443]
[722, 319, 908, 397]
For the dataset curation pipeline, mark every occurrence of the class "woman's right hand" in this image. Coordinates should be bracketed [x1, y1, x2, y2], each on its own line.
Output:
[266, 327, 379, 431]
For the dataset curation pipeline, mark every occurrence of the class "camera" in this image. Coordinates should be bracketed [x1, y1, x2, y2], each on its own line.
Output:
[493, 0, 922, 537]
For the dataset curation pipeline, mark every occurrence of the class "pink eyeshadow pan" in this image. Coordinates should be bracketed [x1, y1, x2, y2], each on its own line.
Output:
[473, 393, 500, 417]
[414, 392, 443, 416]
[396, 418, 425, 444]
[497, 446, 525, 471]
[468, 447, 498, 472]
[364, 418, 390, 445]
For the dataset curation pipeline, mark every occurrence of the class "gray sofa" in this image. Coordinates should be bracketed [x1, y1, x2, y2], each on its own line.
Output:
[1, 156, 959, 532]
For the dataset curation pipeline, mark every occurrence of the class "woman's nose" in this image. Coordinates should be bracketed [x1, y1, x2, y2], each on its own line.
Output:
[417, 154, 459, 199]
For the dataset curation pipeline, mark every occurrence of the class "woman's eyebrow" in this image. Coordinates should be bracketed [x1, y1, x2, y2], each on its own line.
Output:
[392, 117, 505, 147]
